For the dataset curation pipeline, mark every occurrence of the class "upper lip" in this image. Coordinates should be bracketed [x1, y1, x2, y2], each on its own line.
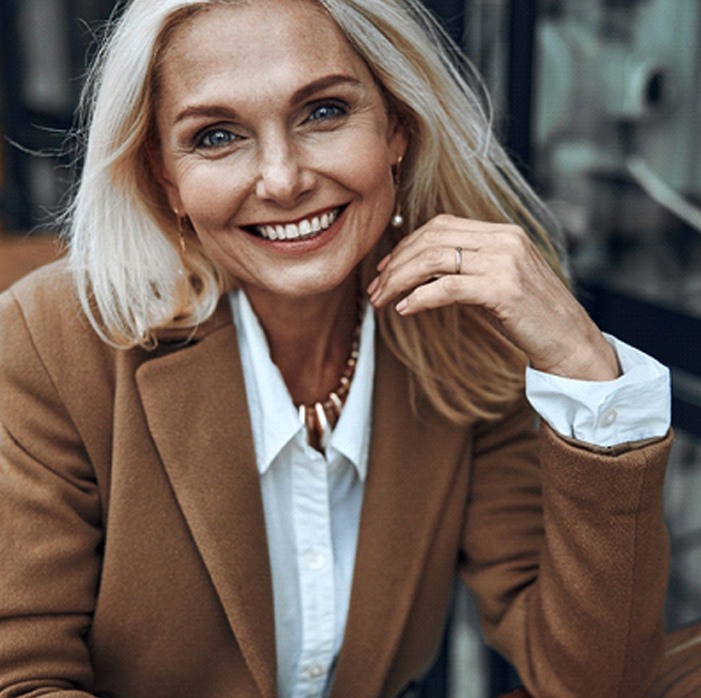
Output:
[241, 204, 346, 229]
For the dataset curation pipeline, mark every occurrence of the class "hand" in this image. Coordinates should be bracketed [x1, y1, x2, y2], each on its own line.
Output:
[367, 215, 619, 381]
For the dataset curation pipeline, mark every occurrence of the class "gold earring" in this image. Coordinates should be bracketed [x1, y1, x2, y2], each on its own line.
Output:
[391, 157, 404, 228]
[174, 209, 186, 253]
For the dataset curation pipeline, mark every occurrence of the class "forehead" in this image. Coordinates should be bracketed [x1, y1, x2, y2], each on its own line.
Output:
[157, 0, 373, 105]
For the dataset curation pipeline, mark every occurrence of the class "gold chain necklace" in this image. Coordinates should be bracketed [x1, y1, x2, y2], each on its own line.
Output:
[296, 306, 363, 452]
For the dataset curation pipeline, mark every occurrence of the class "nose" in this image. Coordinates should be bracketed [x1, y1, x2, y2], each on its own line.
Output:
[255, 136, 315, 206]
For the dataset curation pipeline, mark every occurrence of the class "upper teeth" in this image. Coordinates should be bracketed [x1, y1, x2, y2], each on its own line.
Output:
[255, 207, 340, 241]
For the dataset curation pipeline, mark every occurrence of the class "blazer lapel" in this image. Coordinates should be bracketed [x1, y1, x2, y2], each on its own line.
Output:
[136, 316, 276, 698]
[332, 338, 470, 698]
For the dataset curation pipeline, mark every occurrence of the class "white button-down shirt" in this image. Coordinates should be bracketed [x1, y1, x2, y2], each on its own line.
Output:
[231, 290, 374, 698]
[229, 290, 670, 698]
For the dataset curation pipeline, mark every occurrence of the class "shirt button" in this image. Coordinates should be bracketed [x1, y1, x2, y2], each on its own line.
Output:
[307, 663, 325, 679]
[304, 550, 326, 570]
[599, 408, 618, 428]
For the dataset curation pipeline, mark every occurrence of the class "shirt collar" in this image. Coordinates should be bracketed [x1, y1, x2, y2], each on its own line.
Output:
[229, 289, 374, 481]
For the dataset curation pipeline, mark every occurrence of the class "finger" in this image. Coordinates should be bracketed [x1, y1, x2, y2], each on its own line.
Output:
[370, 245, 494, 308]
[371, 236, 509, 307]
[375, 253, 391, 272]
[384, 217, 523, 268]
[369, 231, 485, 303]
[394, 274, 489, 315]
[373, 224, 519, 300]
[383, 226, 485, 272]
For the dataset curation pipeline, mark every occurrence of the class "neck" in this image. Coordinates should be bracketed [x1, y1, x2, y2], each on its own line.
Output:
[241, 275, 361, 406]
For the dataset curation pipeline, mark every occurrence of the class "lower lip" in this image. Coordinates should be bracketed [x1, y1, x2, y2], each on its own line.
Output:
[247, 207, 348, 254]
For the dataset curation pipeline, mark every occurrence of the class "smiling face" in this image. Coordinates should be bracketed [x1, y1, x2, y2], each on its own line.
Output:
[155, 0, 407, 308]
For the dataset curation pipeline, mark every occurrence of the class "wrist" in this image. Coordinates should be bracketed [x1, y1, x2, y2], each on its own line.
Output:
[534, 333, 621, 382]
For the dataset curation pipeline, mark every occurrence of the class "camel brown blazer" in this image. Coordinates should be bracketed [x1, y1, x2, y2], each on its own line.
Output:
[0, 262, 671, 698]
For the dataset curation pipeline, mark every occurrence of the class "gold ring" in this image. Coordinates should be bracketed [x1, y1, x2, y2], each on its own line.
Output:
[454, 246, 463, 274]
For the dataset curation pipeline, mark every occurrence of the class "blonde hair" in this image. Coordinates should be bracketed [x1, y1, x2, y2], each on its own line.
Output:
[66, 0, 565, 422]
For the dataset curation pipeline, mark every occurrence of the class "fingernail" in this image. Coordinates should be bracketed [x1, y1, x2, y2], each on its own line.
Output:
[376, 254, 391, 271]
[366, 276, 380, 297]
[395, 298, 409, 314]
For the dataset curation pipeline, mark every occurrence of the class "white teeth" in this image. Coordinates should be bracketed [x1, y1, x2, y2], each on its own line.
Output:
[255, 207, 340, 241]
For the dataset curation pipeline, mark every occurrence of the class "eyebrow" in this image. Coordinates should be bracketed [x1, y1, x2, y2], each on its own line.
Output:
[172, 73, 364, 125]
[290, 74, 363, 105]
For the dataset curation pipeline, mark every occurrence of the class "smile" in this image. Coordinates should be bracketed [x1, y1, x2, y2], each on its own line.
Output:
[249, 206, 343, 241]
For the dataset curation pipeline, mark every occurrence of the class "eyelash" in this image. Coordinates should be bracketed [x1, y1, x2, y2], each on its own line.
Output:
[305, 101, 348, 123]
[195, 127, 239, 150]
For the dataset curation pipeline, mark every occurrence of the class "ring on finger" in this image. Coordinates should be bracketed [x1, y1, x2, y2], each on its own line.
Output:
[454, 246, 463, 274]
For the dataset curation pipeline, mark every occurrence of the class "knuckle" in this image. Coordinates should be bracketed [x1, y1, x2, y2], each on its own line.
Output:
[503, 252, 520, 276]
[441, 274, 462, 297]
[502, 225, 530, 259]
[504, 223, 525, 237]
[503, 225, 529, 249]
[421, 246, 444, 269]
[422, 227, 444, 246]
[433, 213, 455, 227]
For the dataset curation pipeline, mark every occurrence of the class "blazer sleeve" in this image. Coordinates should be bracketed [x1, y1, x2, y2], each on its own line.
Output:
[0, 290, 101, 696]
[460, 399, 672, 698]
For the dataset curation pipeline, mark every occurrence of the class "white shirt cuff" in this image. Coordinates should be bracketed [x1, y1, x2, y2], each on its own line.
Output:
[525, 333, 671, 447]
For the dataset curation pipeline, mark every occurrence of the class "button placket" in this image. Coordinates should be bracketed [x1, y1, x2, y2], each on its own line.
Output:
[291, 450, 336, 697]
[304, 549, 326, 571]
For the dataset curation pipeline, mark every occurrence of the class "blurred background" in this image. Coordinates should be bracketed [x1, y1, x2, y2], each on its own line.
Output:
[1, 0, 700, 695]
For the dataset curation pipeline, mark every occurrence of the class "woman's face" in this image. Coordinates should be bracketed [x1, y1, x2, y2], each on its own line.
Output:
[156, 0, 407, 302]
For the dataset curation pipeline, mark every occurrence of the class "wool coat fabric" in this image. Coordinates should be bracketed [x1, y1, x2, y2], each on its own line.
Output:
[0, 262, 672, 698]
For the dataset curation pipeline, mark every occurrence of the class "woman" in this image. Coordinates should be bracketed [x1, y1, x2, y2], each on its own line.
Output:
[0, 0, 671, 696]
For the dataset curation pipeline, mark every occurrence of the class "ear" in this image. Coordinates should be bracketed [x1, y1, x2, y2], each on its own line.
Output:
[146, 139, 185, 215]
[161, 174, 184, 217]
[387, 114, 409, 167]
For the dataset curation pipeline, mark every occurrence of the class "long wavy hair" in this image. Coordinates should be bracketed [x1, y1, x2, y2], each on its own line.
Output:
[65, 0, 565, 423]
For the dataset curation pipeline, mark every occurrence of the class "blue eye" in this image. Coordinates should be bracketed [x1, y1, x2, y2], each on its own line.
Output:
[197, 128, 237, 149]
[307, 102, 346, 122]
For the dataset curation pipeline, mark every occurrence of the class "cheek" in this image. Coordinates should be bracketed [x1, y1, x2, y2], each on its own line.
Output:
[362, 151, 397, 221]
[178, 165, 249, 227]
[341, 139, 395, 202]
